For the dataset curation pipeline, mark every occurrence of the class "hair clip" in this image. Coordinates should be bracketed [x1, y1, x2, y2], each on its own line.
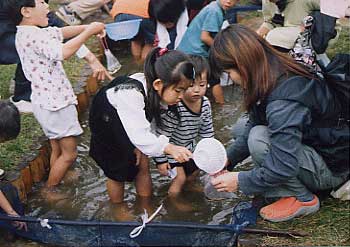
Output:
[158, 48, 168, 57]
[192, 67, 196, 80]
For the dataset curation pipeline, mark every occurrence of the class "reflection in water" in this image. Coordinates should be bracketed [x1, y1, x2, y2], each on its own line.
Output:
[3, 43, 246, 246]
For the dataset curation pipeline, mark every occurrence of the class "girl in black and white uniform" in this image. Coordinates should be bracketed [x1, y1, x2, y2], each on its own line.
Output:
[89, 47, 194, 203]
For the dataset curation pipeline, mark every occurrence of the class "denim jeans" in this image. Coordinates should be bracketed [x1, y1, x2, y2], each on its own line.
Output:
[231, 115, 348, 201]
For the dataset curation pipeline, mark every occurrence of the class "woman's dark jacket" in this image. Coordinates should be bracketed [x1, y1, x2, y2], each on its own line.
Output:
[227, 75, 349, 195]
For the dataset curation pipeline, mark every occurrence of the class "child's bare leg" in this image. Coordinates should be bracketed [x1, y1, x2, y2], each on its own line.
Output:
[186, 170, 200, 182]
[141, 44, 153, 62]
[135, 154, 152, 197]
[107, 178, 124, 203]
[46, 136, 77, 187]
[212, 84, 225, 105]
[168, 167, 186, 196]
[49, 139, 61, 168]
[131, 40, 142, 63]
[185, 170, 203, 192]
[112, 201, 134, 221]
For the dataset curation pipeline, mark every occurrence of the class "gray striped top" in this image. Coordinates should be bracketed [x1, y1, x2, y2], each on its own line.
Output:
[153, 96, 214, 165]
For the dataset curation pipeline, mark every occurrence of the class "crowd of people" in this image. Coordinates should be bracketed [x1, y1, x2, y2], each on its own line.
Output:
[0, 0, 349, 240]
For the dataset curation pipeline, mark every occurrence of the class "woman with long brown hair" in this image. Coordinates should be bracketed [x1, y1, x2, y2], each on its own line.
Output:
[209, 24, 349, 222]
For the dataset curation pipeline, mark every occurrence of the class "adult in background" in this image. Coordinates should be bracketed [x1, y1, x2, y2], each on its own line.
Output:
[256, 0, 320, 52]
[209, 25, 349, 222]
[56, 0, 111, 26]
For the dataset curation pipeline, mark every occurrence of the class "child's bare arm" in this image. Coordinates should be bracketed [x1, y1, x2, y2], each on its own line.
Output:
[61, 25, 88, 40]
[62, 22, 105, 60]
[0, 190, 17, 215]
[201, 31, 214, 47]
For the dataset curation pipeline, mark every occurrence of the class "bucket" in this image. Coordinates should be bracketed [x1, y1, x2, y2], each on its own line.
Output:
[106, 19, 142, 41]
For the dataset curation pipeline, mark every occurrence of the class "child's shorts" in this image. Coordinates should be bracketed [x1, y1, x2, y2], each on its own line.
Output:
[170, 159, 199, 176]
[33, 104, 83, 139]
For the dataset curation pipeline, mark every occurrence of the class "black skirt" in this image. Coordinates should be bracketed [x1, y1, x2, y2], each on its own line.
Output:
[89, 78, 140, 182]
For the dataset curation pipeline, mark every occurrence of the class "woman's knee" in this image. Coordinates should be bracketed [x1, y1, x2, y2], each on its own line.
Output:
[231, 113, 249, 139]
[62, 150, 78, 164]
[248, 125, 270, 164]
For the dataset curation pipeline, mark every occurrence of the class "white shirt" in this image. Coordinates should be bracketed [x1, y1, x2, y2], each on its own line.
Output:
[106, 73, 169, 157]
[15, 26, 77, 111]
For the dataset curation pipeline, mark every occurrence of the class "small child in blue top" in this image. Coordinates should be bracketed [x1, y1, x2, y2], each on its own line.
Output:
[154, 55, 214, 195]
[177, 0, 237, 105]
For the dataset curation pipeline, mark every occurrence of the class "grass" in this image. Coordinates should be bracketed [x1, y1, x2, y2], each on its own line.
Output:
[258, 198, 350, 246]
[0, 114, 43, 170]
[0, 64, 16, 100]
[326, 25, 350, 59]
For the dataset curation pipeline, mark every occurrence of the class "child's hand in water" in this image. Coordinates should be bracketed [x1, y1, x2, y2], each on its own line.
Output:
[86, 22, 105, 36]
[157, 162, 171, 176]
[164, 144, 192, 163]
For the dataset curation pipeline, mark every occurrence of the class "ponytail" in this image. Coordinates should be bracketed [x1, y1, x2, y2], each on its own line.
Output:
[144, 47, 194, 126]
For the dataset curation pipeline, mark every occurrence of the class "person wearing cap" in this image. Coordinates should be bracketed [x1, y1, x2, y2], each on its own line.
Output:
[0, 100, 27, 232]
[256, 0, 320, 52]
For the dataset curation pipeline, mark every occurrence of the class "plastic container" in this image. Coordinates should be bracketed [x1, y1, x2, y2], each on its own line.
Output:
[193, 138, 227, 175]
[106, 19, 142, 41]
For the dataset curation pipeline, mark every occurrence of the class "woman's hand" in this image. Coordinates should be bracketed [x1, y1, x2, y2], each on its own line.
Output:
[157, 163, 171, 176]
[211, 172, 239, 193]
[164, 144, 192, 163]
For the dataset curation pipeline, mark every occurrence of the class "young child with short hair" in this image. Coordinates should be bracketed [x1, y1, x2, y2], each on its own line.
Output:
[0, 100, 27, 232]
[8, 0, 105, 190]
[154, 54, 214, 195]
[177, 0, 238, 104]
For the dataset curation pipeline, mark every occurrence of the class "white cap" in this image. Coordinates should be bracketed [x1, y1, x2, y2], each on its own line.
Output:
[193, 138, 227, 175]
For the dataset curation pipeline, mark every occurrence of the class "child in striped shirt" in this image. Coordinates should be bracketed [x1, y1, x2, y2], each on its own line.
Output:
[154, 55, 214, 195]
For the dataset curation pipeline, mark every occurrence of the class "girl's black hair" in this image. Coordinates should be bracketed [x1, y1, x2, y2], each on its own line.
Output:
[188, 54, 210, 81]
[144, 47, 195, 126]
[0, 100, 20, 142]
[4, 0, 36, 25]
[148, 0, 186, 24]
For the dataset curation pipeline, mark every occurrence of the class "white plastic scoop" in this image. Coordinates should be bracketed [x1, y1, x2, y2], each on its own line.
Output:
[193, 138, 227, 175]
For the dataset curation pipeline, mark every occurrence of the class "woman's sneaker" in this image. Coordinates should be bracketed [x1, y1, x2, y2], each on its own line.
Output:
[56, 6, 82, 25]
[259, 195, 320, 222]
